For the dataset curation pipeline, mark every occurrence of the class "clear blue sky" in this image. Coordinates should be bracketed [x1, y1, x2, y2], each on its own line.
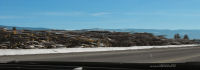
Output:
[0, 0, 200, 30]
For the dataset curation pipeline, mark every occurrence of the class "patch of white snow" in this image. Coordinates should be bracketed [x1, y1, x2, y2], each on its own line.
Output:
[0, 44, 199, 56]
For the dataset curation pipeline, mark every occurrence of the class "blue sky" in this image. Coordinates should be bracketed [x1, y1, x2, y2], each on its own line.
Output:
[1, 0, 200, 30]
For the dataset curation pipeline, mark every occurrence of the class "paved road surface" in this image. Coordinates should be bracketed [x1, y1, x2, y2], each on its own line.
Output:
[1, 46, 200, 63]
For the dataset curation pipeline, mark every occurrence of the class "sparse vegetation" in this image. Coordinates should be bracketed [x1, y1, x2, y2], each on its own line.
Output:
[0, 27, 198, 49]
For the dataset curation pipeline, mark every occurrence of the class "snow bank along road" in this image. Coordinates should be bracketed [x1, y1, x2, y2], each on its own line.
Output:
[0, 44, 199, 56]
[1, 45, 200, 63]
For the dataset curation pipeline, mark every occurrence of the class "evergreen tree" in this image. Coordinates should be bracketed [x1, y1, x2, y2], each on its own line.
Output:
[183, 34, 189, 40]
[174, 34, 181, 40]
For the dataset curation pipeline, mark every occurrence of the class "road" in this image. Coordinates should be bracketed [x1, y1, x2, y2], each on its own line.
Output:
[1, 46, 200, 63]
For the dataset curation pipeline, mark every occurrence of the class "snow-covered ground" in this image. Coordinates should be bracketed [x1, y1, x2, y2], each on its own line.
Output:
[0, 44, 199, 56]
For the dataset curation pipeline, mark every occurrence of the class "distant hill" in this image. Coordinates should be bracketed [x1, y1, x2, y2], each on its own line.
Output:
[0, 25, 49, 30]
[82, 28, 200, 39]
[1, 25, 200, 39]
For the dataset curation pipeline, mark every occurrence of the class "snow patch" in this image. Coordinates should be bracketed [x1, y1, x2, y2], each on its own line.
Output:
[0, 44, 199, 56]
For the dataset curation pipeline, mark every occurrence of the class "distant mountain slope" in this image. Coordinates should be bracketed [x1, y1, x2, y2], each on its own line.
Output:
[83, 28, 200, 39]
[0, 25, 49, 30]
[1, 25, 200, 39]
